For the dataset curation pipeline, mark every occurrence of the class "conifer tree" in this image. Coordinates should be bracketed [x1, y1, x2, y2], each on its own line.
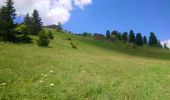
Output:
[23, 13, 31, 34]
[149, 32, 158, 46]
[0, 0, 16, 41]
[135, 33, 143, 45]
[164, 43, 169, 49]
[129, 30, 135, 43]
[31, 9, 42, 35]
[143, 36, 147, 44]
[106, 30, 111, 40]
[122, 32, 128, 42]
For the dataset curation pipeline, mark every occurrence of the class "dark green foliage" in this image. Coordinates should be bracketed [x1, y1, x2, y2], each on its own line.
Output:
[157, 41, 163, 48]
[48, 30, 54, 40]
[83, 32, 92, 37]
[143, 36, 147, 44]
[57, 22, 63, 31]
[15, 24, 28, 34]
[37, 30, 50, 46]
[129, 30, 135, 43]
[164, 43, 169, 49]
[0, 0, 16, 41]
[111, 30, 118, 36]
[31, 9, 42, 35]
[135, 33, 143, 45]
[122, 32, 128, 42]
[149, 32, 158, 46]
[23, 13, 31, 34]
[111, 30, 122, 40]
[117, 33, 122, 40]
[19, 34, 32, 43]
[106, 30, 111, 40]
[70, 41, 78, 49]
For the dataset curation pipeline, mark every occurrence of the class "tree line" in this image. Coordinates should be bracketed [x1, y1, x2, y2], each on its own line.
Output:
[105, 30, 162, 47]
[0, 0, 53, 46]
[81, 29, 163, 48]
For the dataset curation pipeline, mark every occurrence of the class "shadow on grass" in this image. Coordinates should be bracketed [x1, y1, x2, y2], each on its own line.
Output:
[83, 38, 170, 60]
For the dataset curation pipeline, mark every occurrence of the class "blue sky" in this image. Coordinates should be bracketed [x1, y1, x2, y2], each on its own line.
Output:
[63, 0, 170, 41]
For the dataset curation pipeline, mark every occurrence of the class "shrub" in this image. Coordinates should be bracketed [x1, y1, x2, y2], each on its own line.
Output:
[48, 30, 54, 40]
[70, 41, 77, 49]
[15, 24, 29, 35]
[37, 30, 50, 46]
[67, 37, 72, 41]
[19, 35, 32, 43]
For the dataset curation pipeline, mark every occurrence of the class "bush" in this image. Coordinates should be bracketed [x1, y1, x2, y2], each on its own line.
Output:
[70, 41, 78, 49]
[48, 30, 54, 40]
[19, 35, 32, 43]
[15, 24, 29, 35]
[66, 37, 72, 41]
[37, 30, 50, 47]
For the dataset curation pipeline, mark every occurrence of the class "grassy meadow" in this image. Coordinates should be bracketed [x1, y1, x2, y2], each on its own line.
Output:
[0, 29, 170, 99]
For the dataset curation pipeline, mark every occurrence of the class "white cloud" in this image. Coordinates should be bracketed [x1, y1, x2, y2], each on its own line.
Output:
[0, 0, 92, 25]
[161, 39, 170, 49]
[74, 0, 92, 9]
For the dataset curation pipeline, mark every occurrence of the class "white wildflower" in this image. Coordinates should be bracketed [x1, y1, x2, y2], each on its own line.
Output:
[44, 75, 47, 77]
[50, 83, 54, 86]
[50, 70, 53, 73]
[40, 80, 43, 83]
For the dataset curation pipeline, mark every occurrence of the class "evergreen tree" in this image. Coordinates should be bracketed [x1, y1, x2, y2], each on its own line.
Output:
[135, 33, 143, 45]
[149, 32, 158, 46]
[23, 13, 31, 34]
[122, 32, 128, 42]
[111, 30, 118, 36]
[0, 0, 16, 41]
[106, 30, 111, 40]
[31, 9, 42, 35]
[143, 36, 147, 44]
[129, 30, 135, 43]
[57, 22, 62, 31]
[117, 32, 122, 40]
[164, 43, 169, 49]
[157, 40, 163, 48]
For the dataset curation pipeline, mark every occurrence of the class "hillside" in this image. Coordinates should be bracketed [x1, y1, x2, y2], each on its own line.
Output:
[0, 29, 170, 99]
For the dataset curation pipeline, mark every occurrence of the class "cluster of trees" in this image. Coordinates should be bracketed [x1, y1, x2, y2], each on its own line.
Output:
[105, 30, 162, 47]
[0, 0, 53, 46]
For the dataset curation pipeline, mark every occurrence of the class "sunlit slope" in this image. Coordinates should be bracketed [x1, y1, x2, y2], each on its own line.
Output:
[0, 29, 170, 99]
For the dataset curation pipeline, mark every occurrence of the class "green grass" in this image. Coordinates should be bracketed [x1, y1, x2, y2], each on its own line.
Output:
[0, 29, 170, 100]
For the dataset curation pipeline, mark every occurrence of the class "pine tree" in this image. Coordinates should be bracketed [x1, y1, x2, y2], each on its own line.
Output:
[0, 0, 16, 41]
[149, 32, 158, 46]
[23, 13, 31, 34]
[135, 33, 143, 45]
[57, 22, 62, 31]
[129, 30, 135, 43]
[106, 30, 111, 40]
[117, 32, 122, 40]
[122, 32, 128, 42]
[31, 9, 42, 35]
[143, 36, 147, 44]
[164, 43, 169, 49]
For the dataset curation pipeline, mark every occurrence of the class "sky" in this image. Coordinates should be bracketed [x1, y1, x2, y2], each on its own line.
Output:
[63, 0, 170, 42]
[0, 0, 170, 43]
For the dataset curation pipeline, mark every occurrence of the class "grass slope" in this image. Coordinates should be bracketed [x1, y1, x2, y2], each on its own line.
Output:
[0, 29, 170, 100]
